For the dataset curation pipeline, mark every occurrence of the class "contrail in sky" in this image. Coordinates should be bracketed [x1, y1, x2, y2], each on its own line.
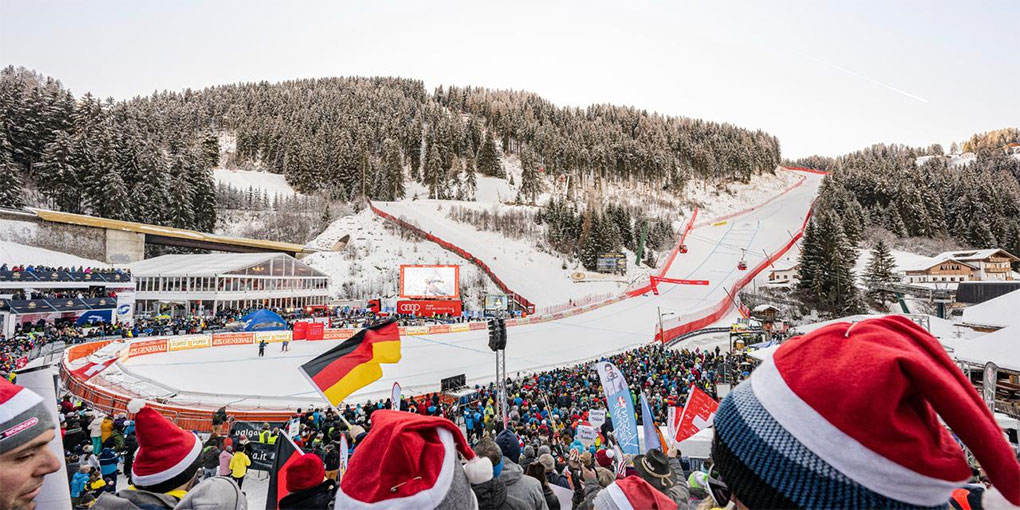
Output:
[806, 55, 929, 103]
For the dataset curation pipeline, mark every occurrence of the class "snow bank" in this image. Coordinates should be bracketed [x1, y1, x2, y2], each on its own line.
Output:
[0, 240, 108, 268]
[961, 289, 1020, 330]
[213, 168, 300, 197]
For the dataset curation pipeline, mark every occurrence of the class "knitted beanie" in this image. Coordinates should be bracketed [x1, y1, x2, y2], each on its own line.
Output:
[285, 453, 325, 493]
[495, 428, 521, 464]
[0, 379, 54, 455]
[712, 316, 1020, 508]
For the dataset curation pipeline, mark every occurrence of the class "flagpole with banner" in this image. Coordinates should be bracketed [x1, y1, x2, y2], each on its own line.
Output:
[595, 360, 640, 455]
[673, 385, 720, 444]
[297, 319, 402, 407]
[639, 393, 663, 453]
[391, 382, 401, 410]
[265, 435, 304, 509]
[339, 435, 349, 482]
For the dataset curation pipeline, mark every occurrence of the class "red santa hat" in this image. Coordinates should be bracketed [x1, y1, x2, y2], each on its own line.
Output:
[128, 400, 202, 493]
[285, 453, 325, 493]
[595, 448, 615, 468]
[713, 315, 1020, 508]
[336, 410, 490, 510]
[0, 379, 55, 455]
[598, 476, 677, 510]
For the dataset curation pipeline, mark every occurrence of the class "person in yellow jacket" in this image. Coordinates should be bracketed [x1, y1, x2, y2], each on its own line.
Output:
[100, 416, 114, 443]
[229, 447, 251, 489]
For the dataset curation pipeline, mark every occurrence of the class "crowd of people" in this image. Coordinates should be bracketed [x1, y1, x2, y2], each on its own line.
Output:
[0, 263, 131, 278]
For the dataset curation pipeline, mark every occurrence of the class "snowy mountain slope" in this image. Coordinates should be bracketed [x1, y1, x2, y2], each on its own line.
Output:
[303, 208, 503, 308]
[118, 172, 824, 408]
[213, 168, 300, 197]
[372, 168, 804, 309]
[0, 240, 109, 268]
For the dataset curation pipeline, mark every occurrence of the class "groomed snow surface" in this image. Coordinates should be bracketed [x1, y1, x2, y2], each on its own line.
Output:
[104, 172, 825, 409]
[213, 168, 300, 198]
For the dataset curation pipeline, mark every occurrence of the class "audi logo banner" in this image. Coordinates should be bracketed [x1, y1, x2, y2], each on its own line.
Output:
[396, 300, 462, 317]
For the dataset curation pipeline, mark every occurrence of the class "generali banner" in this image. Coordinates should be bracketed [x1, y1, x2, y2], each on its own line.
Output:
[128, 338, 168, 357]
[212, 332, 254, 346]
[323, 328, 356, 340]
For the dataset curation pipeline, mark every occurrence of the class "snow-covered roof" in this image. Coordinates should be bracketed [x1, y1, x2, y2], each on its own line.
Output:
[961, 289, 1020, 330]
[752, 304, 779, 312]
[901, 255, 978, 272]
[128, 253, 325, 278]
[770, 264, 799, 273]
[952, 326, 1020, 372]
[0, 241, 109, 268]
[938, 249, 1018, 263]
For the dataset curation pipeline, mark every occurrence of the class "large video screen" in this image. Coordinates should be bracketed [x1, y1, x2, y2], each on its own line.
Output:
[399, 265, 460, 299]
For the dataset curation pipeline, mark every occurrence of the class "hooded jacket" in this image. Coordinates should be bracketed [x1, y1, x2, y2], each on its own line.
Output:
[473, 478, 530, 510]
[499, 459, 549, 510]
[89, 416, 104, 437]
[279, 479, 337, 509]
[91, 488, 180, 510]
[176, 476, 248, 510]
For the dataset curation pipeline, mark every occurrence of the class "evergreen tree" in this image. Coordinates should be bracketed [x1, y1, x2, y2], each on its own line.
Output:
[424, 142, 444, 199]
[863, 239, 897, 305]
[95, 168, 130, 220]
[477, 131, 503, 177]
[797, 212, 863, 316]
[517, 149, 542, 204]
[0, 142, 23, 208]
[381, 138, 405, 200]
[463, 158, 478, 200]
[201, 130, 220, 168]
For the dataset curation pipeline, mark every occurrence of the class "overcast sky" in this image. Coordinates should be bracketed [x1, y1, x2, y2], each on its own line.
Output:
[2, 0, 1017, 158]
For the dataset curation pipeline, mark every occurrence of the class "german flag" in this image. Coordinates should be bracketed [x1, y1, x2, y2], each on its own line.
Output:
[265, 435, 302, 509]
[298, 319, 401, 406]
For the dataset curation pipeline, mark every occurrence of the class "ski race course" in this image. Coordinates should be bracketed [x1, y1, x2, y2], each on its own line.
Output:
[71, 169, 823, 417]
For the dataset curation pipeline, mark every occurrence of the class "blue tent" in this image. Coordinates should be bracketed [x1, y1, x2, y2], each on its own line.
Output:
[239, 309, 288, 331]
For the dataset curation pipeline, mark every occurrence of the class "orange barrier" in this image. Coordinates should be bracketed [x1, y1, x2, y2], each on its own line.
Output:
[694, 172, 806, 228]
[783, 166, 830, 175]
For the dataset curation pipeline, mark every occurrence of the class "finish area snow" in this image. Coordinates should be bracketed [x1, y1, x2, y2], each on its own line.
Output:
[103, 171, 823, 405]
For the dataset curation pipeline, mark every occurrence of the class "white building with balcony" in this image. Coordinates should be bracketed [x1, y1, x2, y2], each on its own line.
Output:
[129, 253, 329, 315]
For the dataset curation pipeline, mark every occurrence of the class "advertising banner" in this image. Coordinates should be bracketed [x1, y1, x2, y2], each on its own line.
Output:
[468, 322, 486, 331]
[128, 338, 168, 357]
[391, 382, 401, 410]
[484, 294, 508, 310]
[640, 393, 662, 453]
[449, 323, 470, 333]
[116, 291, 135, 323]
[595, 361, 640, 455]
[323, 329, 356, 341]
[306, 322, 325, 340]
[167, 334, 211, 352]
[211, 332, 254, 347]
[403, 326, 430, 336]
[399, 265, 460, 299]
[255, 331, 292, 344]
[429, 324, 450, 334]
[293, 321, 308, 340]
[396, 300, 463, 317]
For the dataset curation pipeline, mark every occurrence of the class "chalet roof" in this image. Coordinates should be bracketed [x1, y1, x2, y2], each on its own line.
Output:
[937, 248, 1019, 263]
[902, 256, 978, 273]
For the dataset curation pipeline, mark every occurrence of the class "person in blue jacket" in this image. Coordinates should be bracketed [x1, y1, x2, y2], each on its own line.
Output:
[70, 465, 90, 506]
[97, 446, 120, 492]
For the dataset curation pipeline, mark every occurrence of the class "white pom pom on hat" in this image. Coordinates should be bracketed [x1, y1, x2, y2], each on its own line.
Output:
[463, 456, 494, 485]
[127, 399, 146, 414]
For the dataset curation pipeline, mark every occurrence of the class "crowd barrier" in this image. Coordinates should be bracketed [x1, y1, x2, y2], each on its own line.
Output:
[693, 171, 807, 228]
[367, 200, 536, 314]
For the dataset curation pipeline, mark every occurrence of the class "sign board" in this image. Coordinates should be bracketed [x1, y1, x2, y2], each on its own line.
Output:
[484, 294, 509, 311]
[211, 332, 254, 347]
[441, 374, 466, 392]
[168, 334, 212, 352]
[596, 253, 626, 274]
[255, 331, 292, 343]
[116, 291, 135, 323]
[128, 338, 168, 357]
[983, 362, 998, 413]
[399, 265, 460, 299]
[396, 299, 462, 317]
[576, 424, 598, 447]
[588, 409, 607, 429]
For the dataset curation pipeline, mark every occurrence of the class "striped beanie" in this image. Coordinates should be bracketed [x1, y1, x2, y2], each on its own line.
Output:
[0, 379, 55, 455]
[712, 315, 1020, 508]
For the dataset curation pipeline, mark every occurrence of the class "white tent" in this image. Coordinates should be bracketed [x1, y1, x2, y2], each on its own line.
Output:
[952, 326, 1020, 372]
[677, 427, 715, 459]
[962, 290, 1020, 330]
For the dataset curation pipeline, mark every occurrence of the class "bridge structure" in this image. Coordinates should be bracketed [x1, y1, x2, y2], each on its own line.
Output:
[1, 207, 313, 263]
